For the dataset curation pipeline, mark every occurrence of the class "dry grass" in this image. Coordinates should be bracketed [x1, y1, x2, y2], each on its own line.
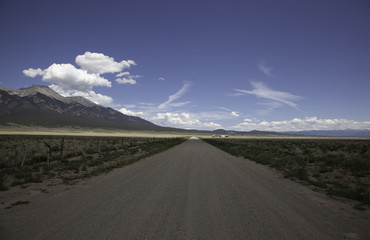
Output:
[0, 135, 187, 190]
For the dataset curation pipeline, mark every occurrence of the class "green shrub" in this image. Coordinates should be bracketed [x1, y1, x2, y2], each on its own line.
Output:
[0, 136, 186, 189]
[327, 184, 370, 205]
[319, 167, 332, 173]
[203, 138, 370, 205]
[284, 167, 308, 181]
[87, 159, 103, 167]
[30, 156, 47, 164]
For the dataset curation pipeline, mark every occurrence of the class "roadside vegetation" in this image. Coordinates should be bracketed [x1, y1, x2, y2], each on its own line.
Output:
[203, 138, 370, 208]
[0, 135, 187, 189]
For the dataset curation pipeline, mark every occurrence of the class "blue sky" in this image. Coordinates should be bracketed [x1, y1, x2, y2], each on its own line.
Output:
[1, 0, 370, 131]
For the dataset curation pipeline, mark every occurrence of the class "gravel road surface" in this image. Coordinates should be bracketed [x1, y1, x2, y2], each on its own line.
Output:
[1, 137, 369, 239]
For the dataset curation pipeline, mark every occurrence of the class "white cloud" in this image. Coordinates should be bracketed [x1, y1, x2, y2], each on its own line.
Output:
[235, 81, 302, 110]
[23, 63, 112, 105]
[117, 99, 230, 130]
[116, 103, 225, 129]
[116, 78, 136, 85]
[158, 82, 192, 109]
[243, 118, 255, 122]
[231, 111, 240, 117]
[232, 117, 370, 132]
[116, 72, 130, 77]
[118, 108, 144, 116]
[158, 77, 165, 81]
[23, 52, 141, 106]
[41, 63, 111, 91]
[79, 91, 113, 105]
[166, 101, 191, 108]
[127, 60, 136, 65]
[124, 104, 136, 109]
[130, 102, 240, 126]
[149, 112, 222, 130]
[257, 101, 284, 108]
[213, 107, 241, 118]
[23, 68, 43, 78]
[115, 73, 142, 85]
[75, 52, 136, 74]
[203, 122, 223, 129]
[128, 74, 143, 79]
[138, 102, 156, 106]
[258, 63, 273, 77]
[49, 84, 113, 105]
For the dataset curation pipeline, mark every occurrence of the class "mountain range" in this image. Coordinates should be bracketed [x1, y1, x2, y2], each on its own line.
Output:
[1, 85, 369, 137]
[0, 85, 163, 131]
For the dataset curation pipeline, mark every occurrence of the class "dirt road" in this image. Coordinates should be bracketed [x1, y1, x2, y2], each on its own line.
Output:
[1, 137, 369, 239]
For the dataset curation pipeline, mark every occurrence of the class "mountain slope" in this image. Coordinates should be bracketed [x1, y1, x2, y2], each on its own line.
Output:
[0, 85, 162, 130]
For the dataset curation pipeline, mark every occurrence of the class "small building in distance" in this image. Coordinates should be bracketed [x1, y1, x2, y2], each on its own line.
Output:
[212, 134, 229, 138]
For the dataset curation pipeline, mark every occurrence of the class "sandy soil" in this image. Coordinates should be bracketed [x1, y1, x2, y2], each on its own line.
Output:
[1, 137, 369, 239]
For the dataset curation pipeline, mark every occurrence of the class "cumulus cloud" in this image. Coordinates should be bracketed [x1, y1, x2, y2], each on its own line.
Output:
[23, 68, 43, 78]
[258, 63, 273, 77]
[235, 81, 302, 110]
[75, 52, 136, 74]
[158, 82, 192, 109]
[231, 111, 240, 117]
[76, 91, 113, 105]
[232, 117, 370, 132]
[115, 73, 142, 85]
[33, 63, 112, 106]
[116, 78, 136, 85]
[118, 107, 144, 116]
[158, 77, 165, 81]
[42, 63, 111, 91]
[203, 122, 223, 129]
[49, 84, 113, 105]
[116, 72, 130, 77]
[149, 112, 222, 130]
[243, 118, 255, 122]
[23, 52, 140, 106]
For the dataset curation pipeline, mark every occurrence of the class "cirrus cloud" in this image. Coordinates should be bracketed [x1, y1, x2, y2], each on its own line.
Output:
[235, 81, 302, 111]
[158, 82, 192, 109]
[258, 63, 273, 77]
